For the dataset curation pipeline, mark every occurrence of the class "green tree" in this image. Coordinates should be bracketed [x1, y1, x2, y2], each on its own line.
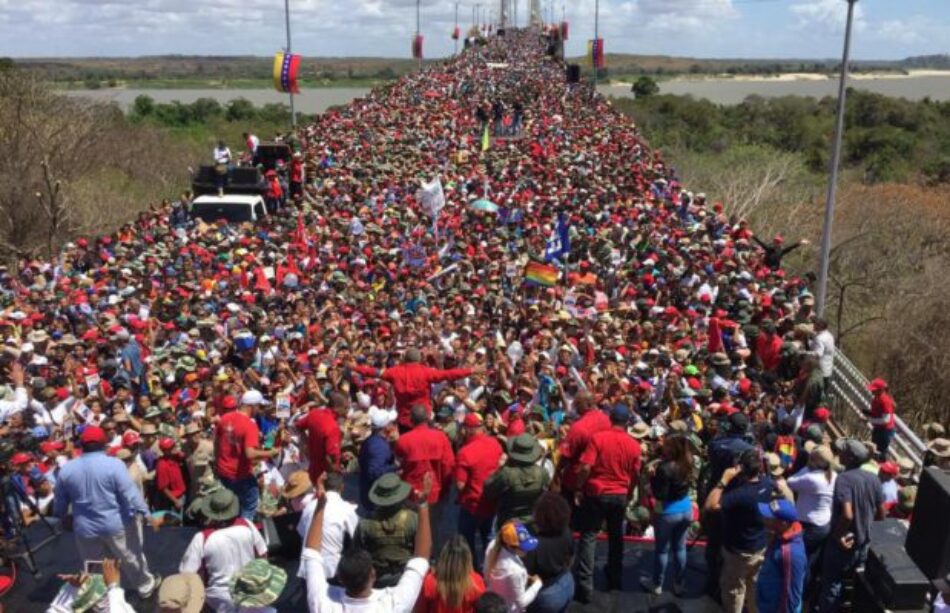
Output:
[131, 95, 155, 119]
[632, 76, 660, 98]
[225, 98, 256, 122]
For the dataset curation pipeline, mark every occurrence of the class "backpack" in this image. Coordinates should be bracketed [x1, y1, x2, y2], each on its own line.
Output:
[774, 435, 798, 470]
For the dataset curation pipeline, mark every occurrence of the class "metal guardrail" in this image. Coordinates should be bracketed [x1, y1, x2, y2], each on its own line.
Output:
[829, 349, 928, 470]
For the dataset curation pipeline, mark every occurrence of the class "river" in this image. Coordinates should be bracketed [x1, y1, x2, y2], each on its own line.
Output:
[65, 73, 950, 112]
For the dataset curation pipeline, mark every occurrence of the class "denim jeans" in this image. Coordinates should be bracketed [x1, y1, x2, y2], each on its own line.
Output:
[220, 476, 259, 520]
[801, 521, 831, 582]
[653, 511, 692, 587]
[458, 507, 494, 570]
[574, 494, 627, 598]
[816, 539, 868, 613]
[528, 571, 575, 613]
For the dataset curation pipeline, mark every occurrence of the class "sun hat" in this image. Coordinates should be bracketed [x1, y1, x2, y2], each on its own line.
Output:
[758, 498, 798, 522]
[70, 574, 107, 613]
[183, 422, 202, 436]
[158, 573, 205, 613]
[498, 520, 538, 553]
[368, 473, 411, 508]
[898, 457, 915, 479]
[193, 488, 240, 522]
[507, 433, 542, 464]
[928, 438, 950, 458]
[629, 422, 650, 439]
[282, 471, 312, 499]
[229, 559, 287, 608]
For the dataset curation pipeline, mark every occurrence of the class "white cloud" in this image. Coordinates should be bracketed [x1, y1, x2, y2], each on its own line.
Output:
[635, 0, 738, 32]
[789, 0, 865, 34]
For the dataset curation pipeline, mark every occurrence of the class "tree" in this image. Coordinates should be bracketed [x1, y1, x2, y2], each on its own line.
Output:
[132, 94, 155, 118]
[632, 76, 660, 98]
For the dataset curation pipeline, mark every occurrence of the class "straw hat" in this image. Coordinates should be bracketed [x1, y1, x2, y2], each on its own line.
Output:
[281, 471, 312, 499]
[158, 573, 206, 613]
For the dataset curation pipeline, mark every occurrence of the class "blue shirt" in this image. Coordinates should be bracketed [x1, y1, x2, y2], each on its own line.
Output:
[757, 528, 807, 613]
[721, 477, 777, 553]
[358, 431, 397, 510]
[53, 451, 149, 538]
[121, 340, 144, 379]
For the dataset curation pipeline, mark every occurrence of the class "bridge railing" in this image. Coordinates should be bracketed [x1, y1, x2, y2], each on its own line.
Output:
[829, 349, 928, 470]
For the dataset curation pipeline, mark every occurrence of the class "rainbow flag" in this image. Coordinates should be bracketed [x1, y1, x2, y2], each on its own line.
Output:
[524, 262, 559, 287]
[273, 52, 301, 94]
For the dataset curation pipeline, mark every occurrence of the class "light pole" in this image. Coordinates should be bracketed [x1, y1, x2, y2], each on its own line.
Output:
[283, 0, 296, 128]
[454, 2, 460, 55]
[592, 0, 600, 88]
[816, 0, 858, 317]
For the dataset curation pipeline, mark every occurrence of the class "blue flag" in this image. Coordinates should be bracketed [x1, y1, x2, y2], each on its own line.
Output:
[545, 213, 571, 262]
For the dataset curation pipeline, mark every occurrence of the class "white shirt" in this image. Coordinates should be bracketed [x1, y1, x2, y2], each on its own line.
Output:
[303, 547, 428, 613]
[47, 583, 136, 613]
[811, 330, 836, 378]
[787, 467, 836, 527]
[0, 387, 28, 422]
[180, 520, 268, 611]
[484, 541, 542, 613]
[297, 491, 359, 579]
[214, 147, 232, 165]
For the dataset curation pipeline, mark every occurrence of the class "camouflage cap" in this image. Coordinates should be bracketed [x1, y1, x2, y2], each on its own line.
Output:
[229, 559, 287, 607]
[70, 574, 107, 613]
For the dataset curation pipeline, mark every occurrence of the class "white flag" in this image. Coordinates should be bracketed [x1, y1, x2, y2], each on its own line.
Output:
[418, 177, 445, 218]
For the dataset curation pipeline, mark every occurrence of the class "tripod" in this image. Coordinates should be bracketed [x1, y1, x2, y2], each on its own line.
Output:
[0, 474, 61, 577]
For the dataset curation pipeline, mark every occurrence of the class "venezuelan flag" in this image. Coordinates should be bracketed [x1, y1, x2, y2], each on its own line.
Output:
[524, 262, 559, 287]
[273, 51, 301, 94]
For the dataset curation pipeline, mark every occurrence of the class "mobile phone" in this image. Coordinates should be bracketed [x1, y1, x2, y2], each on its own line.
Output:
[84, 560, 104, 575]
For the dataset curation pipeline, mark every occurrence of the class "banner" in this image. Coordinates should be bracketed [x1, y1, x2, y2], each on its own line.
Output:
[588, 38, 605, 69]
[412, 35, 424, 59]
[544, 212, 571, 262]
[418, 177, 445, 218]
[524, 261, 559, 287]
[452, 26, 461, 40]
[561, 21, 569, 41]
[273, 52, 301, 94]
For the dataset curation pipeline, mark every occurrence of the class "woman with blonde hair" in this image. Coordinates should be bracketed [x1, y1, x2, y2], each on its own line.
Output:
[416, 535, 486, 613]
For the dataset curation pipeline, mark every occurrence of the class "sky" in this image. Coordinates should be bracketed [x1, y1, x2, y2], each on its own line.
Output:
[0, 0, 947, 60]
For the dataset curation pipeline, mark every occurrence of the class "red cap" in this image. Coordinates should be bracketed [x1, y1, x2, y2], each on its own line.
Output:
[463, 413, 483, 428]
[159, 438, 175, 452]
[80, 426, 106, 445]
[867, 378, 888, 393]
[39, 441, 65, 454]
[879, 462, 899, 477]
[813, 407, 831, 422]
[10, 452, 32, 466]
[121, 431, 141, 447]
[221, 396, 238, 410]
[56, 387, 70, 401]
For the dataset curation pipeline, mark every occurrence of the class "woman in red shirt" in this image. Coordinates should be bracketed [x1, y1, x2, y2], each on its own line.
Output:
[154, 438, 187, 512]
[415, 535, 485, 613]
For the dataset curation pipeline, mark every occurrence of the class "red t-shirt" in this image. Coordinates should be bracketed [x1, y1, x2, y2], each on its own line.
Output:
[299, 407, 342, 483]
[454, 433, 504, 518]
[394, 424, 455, 504]
[156, 456, 187, 499]
[215, 410, 261, 480]
[414, 570, 485, 613]
[559, 409, 611, 491]
[870, 393, 896, 431]
[353, 363, 473, 429]
[579, 426, 642, 497]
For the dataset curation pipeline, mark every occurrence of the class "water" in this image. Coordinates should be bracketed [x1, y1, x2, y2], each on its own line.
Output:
[63, 73, 950, 113]
[600, 74, 950, 104]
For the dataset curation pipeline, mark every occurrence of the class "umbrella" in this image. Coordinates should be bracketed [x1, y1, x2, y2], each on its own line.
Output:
[470, 199, 499, 213]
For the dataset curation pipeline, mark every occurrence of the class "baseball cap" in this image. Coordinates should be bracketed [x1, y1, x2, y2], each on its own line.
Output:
[80, 425, 106, 445]
[610, 403, 631, 423]
[10, 452, 32, 466]
[758, 498, 798, 522]
[867, 378, 888, 393]
[239, 390, 269, 406]
[122, 431, 141, 447]
[159, 438, 176, 452]
[727, 411, 749, 433]
[221, 396, 238, 410]
[813, 407, 831, 422]
[499, 520, 538, 553]
[463, 413, 483, 428]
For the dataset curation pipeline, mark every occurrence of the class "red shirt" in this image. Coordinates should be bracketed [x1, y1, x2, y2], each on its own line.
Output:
[756, 332, 783, 372]
[559, 409, 611, 491]
[299, 407, 342, 482]
[215, 410, 261, 480]
[870, 393, 896, 431]
[394, 424, 455, 504]
[579, 426, 642, 497]
[414, 570, 485, 613]
[155, 456, 187, 499]
[354, 363, 473, 429]
[454, 433, 503, 518]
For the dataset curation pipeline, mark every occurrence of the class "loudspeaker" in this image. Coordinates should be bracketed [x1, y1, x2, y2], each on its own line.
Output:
[866, 544, 929, 609]
[854, 571, 929, 613]
[906, 467, 950, 579]
[566, 64, 581, 84]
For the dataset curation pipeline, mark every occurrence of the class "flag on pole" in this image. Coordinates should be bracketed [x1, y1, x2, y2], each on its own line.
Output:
[452, 26, 461, 40]
[524, 261, 559, 287]
[544, 213, 571, 262]
[588, 39, 605, 69]
[412, 35, 424, 59]
[418, 177, 446, 218]
[273, 52, 301, 94]
[561, 21, 569, 40]
[481, 124, 491, 152]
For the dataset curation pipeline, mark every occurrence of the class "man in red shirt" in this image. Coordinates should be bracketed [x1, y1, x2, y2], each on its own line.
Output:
[555, 392, 610, 513]
[214, 389, 278, 519]
[154, 438, 186, 512]
[394, 404, 455, 551]
[454, 413, 503, 566]
[352, 347, 476, 430]
[866, 377, 896, 460]
[296, 391, 345, 484]
[755, 320, 783, 373]
[574, 404, 642, 601]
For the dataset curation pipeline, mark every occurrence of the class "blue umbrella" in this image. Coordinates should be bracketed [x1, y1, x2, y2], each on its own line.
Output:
[470, 199, 499, 213]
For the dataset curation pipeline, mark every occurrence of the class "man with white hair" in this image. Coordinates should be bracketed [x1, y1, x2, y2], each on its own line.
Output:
[358, 405, 399, 512]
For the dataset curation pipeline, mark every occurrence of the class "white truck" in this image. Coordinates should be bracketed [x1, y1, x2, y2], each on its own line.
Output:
[189, 195, 268, 224]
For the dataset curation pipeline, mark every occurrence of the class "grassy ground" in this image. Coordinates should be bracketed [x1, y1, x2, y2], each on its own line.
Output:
[55, 77, 387, 90]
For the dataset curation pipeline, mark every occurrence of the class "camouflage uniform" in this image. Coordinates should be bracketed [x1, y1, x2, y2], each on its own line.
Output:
[354, 507, 418, 588]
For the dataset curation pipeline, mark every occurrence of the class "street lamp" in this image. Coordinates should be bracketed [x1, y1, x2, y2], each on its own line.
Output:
[283, 0, 296, 127]
[816, 0, 858, 317]
[592, 0, 600, 88]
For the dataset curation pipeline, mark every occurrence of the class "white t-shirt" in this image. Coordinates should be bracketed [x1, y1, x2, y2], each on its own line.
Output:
[303, 547, 428, 613]
[297, 491, 359, 579]
[484, 542, 542, 613]
[180, 520, 268, 611]
[787, 467, 836, 527]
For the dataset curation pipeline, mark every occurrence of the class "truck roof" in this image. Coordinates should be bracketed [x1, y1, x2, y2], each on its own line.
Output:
[192, 194, 264, 205]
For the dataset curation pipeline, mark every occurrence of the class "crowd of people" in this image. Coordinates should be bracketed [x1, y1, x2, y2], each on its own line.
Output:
[0, 27, 947, 613]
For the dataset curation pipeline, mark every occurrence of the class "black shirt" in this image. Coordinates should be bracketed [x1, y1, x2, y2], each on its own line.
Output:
[524, 528, 574, 585]
[721, 476, 776, 553]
